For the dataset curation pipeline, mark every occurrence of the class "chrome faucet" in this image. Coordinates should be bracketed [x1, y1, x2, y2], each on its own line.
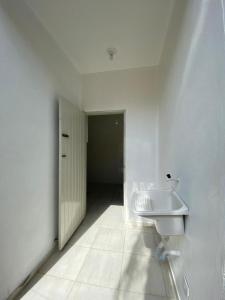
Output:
[166, 173, 179, 190]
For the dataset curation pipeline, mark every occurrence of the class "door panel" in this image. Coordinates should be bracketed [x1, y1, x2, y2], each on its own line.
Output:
[59, 98, 86, 250]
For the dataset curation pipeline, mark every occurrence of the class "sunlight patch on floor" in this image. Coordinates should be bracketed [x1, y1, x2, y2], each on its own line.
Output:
[18, 187, 177, 300]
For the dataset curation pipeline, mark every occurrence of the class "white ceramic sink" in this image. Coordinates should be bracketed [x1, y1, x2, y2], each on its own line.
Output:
[133, 189, 188, 236]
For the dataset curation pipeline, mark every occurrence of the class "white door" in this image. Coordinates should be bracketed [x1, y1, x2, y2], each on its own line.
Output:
[59, 98, 86, 250]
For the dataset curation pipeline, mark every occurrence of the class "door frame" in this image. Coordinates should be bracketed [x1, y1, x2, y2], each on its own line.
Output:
[85, 109, 126, 205]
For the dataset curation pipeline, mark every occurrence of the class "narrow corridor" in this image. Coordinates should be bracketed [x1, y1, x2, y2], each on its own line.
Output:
[18, 185, 177, 300]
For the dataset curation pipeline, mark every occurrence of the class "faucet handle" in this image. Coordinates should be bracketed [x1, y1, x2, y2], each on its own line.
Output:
[166, 174, 180, 191]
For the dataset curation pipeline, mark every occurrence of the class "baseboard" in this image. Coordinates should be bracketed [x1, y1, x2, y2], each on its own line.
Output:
[168, 257, 182, 300]
[7, 241, 57, 300]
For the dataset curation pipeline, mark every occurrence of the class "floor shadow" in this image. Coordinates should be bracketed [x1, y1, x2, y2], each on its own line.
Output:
[16, 183, 123, 299]
[16, 183, 176, 299]
[113, 228, 161, 300]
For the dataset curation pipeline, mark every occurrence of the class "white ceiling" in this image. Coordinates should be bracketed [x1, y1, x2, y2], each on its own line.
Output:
[25, 0, 174, 74]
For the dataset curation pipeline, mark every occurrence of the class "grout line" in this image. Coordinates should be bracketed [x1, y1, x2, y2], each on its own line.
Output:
[117, 219, 127, 292]
[33, 192, 173, 300]
[41, 273, 77, 283]
[71, 246, 92, 286]
[76, 243, 155, 257]
[80, 246, 124, 255]
[74, 280, 171, 298]
[33, 290, 50, 300]
[64, 278, 81, 300]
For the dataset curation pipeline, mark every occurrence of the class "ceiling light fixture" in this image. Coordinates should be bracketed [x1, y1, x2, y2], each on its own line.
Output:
[106, 47, 117, 61]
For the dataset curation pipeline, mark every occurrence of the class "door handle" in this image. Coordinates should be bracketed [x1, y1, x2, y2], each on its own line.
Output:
[62, 154, 67, 158]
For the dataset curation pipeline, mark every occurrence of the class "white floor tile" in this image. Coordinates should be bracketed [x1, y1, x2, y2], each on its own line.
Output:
[31, 275, 73, 300]
[116, 291, 172, 300]
[82, 210, 104, 227]
[124, 228, 156, 255]
[67, 283, 116, 300]
[67, 282, 171, 300]
[20, 185, 176, 300]
[116, 292, 171, 300]
[119, 253, 167, 297]
[70, 223, 99, 248]
[77, 248, 123, 288]
[42, 245, 89, 280]
[98, 205, 125, 229]
[20, 290, 45, 300]
[92, 227, 125, 252]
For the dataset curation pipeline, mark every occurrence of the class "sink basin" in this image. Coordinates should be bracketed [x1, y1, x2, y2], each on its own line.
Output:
[133, 189, 188, 236]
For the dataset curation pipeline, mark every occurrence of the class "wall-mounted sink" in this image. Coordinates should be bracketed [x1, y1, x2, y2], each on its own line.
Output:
[133, 189, 188, 236]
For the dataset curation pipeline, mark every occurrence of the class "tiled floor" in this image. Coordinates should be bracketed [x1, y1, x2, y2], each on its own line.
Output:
[18, 184, 177, 300]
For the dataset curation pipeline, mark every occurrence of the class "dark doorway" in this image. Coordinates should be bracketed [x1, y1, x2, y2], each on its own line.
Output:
[87, 113, 124, 209]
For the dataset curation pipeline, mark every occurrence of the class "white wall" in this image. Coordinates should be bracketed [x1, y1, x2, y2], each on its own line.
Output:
[158, 0, 225, 299]
[0, 1, 82, 299]
[83, 67, 158, 222]
[1, 0, 82, 107]
[2, 0, 225, 299]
